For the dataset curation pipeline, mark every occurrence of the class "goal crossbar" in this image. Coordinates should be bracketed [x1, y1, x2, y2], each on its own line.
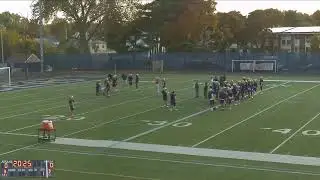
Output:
[231, 60, 277, 73]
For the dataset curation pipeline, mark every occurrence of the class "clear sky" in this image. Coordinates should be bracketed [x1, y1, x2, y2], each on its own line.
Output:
[0, 0, 319, 19]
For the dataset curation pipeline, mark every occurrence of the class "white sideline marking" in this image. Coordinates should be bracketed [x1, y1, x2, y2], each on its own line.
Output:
[192, 83, 320, 147]
[25, 147, 320, 176]
[0, 132, 37, 137]
[0, 143, 39, 156]
[51, 138, 320, 167]
[1, 134, 320, 176]
[1, 79, 94, 100]
[56, 168, 159, 180]
[270, 111, 320, 153]
[265, 79, 320, 83]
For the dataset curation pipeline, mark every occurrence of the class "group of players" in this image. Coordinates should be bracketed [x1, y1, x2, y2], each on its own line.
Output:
[67, 73, 264, 119]
[194, 76, 264, 111]
[95, 73, 140, 97]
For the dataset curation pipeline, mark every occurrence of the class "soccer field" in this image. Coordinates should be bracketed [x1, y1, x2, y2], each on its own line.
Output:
[1, 72, 320, 180]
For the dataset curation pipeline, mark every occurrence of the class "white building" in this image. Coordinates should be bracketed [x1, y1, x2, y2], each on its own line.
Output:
[269, 26, 320, 53]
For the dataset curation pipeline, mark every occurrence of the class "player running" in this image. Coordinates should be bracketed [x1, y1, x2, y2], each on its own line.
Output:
[68, 96, 75, 118]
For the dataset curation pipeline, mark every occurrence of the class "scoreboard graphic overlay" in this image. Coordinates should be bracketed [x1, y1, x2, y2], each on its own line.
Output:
[1, 160, 54, 177]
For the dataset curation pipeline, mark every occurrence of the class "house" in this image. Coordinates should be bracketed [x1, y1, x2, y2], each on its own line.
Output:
[7, 53, 41, 72]
[89, 40, 116, 54]
[269, 26, 320, 53]
[34, 37, 60, 47]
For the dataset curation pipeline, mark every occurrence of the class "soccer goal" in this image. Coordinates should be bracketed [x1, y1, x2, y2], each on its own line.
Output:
[152, 60, 164, 74]
[0, 67, 11, 87]
[231, 60, 277, 73]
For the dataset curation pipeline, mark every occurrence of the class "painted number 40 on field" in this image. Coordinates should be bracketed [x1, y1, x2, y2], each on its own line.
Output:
[261, 128, 320, 136]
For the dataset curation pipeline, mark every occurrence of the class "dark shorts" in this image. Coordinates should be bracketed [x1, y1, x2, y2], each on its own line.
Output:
[129, 81, 133, 85]
[220, 99, 225, 104]
[70, 106, 74, 111]
[112, 82, 117, 87]
[170, 101, 176, 106]
[209, 99, 214, 106]
[163, 97, 168, 101]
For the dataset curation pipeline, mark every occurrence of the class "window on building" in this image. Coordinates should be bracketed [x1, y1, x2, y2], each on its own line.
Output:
[281, 40, 286, 46]
[287, 40, 291, 45]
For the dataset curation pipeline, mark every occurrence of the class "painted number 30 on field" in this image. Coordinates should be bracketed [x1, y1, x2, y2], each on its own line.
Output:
[42, 115, 86, 121]
[142, 120, 192, 128]
[261, 128, 320, 136]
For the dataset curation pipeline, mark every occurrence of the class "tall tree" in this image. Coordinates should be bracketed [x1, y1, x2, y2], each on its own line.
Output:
[32, 0, 110, 53]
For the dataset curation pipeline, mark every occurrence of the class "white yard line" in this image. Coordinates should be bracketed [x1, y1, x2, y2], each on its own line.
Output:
[0, 79, 94, 100]
[0, 143, 39, 156]
[270, 111, 320, 153]
[192, 83, 320, 147]
[123, 109, 210, 142]
[56, 168, 160, 180]
[24, 147, 320, 176]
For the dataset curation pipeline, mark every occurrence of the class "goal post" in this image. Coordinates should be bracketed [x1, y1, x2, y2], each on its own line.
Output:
[0, 66, 11, 87]
[152, 60, 164, 74]
[231, 60, 277, 73]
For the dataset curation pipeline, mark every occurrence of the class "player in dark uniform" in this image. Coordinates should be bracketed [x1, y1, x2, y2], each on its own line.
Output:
[135, 74, 139, 89]
[128, 73, 133, 86]
[219, 88, 227, 109]
[203, 82, 208, 99]
[162, 78, 166, 88]
[259, 77, 264, 92]
[194, 80, 199, 98]
[121, 73, 127, 85]
[68, 96, 75, 118]
[161, 87, 168, 107]
[108, 73, 113, 81]
[104, 80, 111, 97]
[253, 79, 258, 93]
[170, 91, 177, 111]
[96, 81, 101, 96]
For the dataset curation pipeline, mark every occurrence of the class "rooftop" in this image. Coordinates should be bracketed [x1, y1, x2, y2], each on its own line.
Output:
[269, 26, 320, 34]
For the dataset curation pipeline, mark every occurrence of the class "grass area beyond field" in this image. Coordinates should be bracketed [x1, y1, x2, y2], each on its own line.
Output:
[1, 72, 320, 180]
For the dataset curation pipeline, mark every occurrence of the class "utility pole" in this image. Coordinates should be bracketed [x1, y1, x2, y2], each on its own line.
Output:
[1, 28, 3, 64]
[39, 0, 44, 72]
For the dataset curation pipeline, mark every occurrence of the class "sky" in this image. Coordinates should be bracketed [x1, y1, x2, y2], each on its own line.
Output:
[0, 0, 320, 19]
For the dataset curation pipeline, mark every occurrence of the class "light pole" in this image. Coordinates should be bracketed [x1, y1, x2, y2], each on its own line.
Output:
[0, 25, 5, 64]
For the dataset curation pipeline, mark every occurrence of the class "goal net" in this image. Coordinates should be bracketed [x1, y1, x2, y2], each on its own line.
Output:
[0, 67, 11, 88]
[152, 60, 164, 74]
[232, 60, 277, 73]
